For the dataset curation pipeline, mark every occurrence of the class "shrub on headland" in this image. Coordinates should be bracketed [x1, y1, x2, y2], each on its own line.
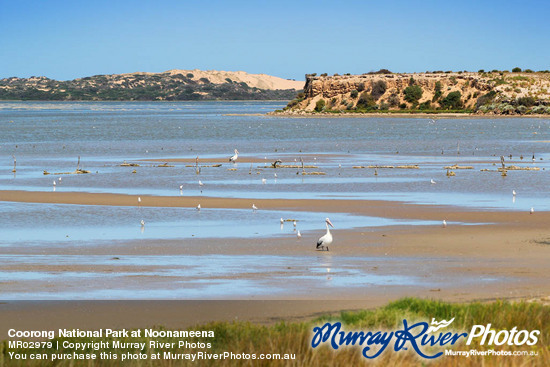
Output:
[441, 91, 463, 109]
[356, 92, 377, 110]
[315, 99, 326, 112]
[371, 80, 387, 100]
[403, 85, 423, 103]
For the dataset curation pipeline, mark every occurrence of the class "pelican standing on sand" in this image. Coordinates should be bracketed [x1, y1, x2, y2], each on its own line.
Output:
[229, 149, 239, 163]
[316, 218, 334, 251]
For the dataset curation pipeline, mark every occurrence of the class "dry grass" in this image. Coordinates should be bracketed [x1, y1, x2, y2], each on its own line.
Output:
[1, 298, 548, 366]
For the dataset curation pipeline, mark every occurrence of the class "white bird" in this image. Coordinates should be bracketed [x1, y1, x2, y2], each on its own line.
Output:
[198, 180, 204, 187]
[58, 177, 62, 182]
[430, 179, 436, 184]
[530, 207, 534, 214]
[138, 197, 141, 206]
[316, 218, 334, 251]
[293, 220, 297, 227]
[512, 190, 516, 196]
[442, 220, 447, 228]
[53, 180, 56, 186]
[262, 178, 266, 184]
[197, 204, 201, 211]
[179, 185, 183, 190]
[229, 149, 239, 163]
[280, 218, 284, 224]
[297, 230, 302, 239]
[274, 173, 277, 178]
[252, 204, 258, 211]
[140, 219, 145, 227]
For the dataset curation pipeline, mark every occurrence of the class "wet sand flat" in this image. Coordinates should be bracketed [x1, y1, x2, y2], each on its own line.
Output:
[0, 188, 549, 331]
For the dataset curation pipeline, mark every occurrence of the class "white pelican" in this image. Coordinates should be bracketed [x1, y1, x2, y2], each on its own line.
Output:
[430, 179, 436, 184]
[252, 204, 258, 211]
[297, 230, 302, 239]
[140, 219, 145, 227]
[530, 207, 534, 214]
[512, 190, 516, 196]
[316, 218, 334, 251]
[229, 149, 239, 163]
[197, 204, 201, 211]
[442, 220, 447, 228]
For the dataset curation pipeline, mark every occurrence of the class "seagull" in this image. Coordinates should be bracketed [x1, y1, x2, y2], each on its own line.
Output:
[138, 197, 141, 206]
[262, 178, 267, 184]
[316, 218, 334, 251]
[179, 185, 183, 190]
[274, 173, 277, 178]
[58, 177, 62, 182]
[140, 220, 145, 227]
[293, 220, 297, 227]
[512, 190, 516, 196]
[442, 220, 447, 228]
[530, 207, 534, 214]
[229, 149, 239, 163]
[430, 179, 436, 184]
[252, 204, 258, 212]
[196, 204, 201, 211]
[53, 180, 56, 186]
[280, 218, 284, 225]
[297, 230, 302, 239]
[198, 180, 204, 187]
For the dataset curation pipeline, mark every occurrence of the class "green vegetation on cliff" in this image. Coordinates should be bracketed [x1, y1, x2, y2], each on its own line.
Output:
[282, 70, 550, 115]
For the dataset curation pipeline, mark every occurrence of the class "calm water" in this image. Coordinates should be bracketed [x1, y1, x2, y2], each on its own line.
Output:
[0, 101, 548, 299]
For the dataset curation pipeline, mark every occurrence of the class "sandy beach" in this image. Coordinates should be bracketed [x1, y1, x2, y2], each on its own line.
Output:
[1, 187, 549, 334]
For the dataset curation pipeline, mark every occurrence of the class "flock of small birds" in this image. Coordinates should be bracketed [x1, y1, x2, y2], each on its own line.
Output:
[45, 146, 539, 251]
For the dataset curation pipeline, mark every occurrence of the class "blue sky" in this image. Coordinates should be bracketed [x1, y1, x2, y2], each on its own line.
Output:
[1, 0, 548, 80]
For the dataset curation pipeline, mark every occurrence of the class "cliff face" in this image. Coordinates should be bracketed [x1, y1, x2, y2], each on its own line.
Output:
[0, 70, 303, 101]
[287, 72, 550, 114]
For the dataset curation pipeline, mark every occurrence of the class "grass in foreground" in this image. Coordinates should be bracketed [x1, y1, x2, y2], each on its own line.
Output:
[1, 298, 548, 366]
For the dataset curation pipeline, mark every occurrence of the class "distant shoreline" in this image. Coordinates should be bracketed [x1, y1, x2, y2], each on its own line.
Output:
[266, 111, 550, 119]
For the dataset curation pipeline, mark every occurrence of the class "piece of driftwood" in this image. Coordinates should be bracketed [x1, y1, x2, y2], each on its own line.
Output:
[445, 165, 473, 169]
[44, 169, 90, 175]
[501, 165, 540, 171]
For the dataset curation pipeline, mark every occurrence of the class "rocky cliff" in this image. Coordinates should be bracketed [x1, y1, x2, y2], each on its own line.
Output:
[0, 70, 303, 101]
[282, 71, 550, 114]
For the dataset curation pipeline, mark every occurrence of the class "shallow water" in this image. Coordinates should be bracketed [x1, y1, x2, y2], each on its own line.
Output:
[0, 253, 495, 300]
[1, 101, 548, 299]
